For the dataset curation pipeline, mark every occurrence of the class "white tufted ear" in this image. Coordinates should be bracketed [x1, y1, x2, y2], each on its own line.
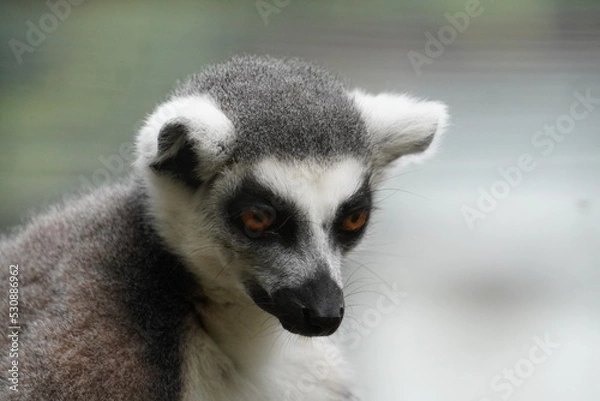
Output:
[135, 95, 234, 186]
[350, 90, 449, 169]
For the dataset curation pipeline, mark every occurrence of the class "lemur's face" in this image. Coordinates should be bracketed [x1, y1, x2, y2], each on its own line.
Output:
[136, 56, 448, 337]
[214, 158, 371, 336]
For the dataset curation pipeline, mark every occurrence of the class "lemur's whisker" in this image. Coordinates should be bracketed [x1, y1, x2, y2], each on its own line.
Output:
[371, 168, 421, 186]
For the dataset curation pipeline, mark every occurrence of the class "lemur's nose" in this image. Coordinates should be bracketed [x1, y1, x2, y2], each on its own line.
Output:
[271, 269, 344, 337]
[302, 305, 344, 336]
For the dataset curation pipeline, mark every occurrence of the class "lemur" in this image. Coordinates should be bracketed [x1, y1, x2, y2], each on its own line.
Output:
[0, 55, 448, 401]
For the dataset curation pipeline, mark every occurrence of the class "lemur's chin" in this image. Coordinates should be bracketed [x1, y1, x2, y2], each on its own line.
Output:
[244, 277, 345, 337]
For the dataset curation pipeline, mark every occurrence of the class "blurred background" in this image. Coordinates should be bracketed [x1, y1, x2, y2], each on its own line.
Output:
[1, 0, 599, 400]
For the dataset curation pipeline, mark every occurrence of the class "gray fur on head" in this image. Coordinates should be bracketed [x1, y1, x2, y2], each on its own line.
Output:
[174, 55, 369, 163]
[136, 55, 448, 183]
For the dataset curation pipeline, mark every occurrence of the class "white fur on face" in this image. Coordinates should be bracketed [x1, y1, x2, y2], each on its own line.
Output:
[252, 157, 369, 284]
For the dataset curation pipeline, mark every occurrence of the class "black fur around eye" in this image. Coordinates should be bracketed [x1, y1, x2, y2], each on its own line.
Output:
[332, 185, 373, 249]
[236, 205, 276, 239]
[228, 202, 297, 245]
[340, 209, 369, 231]
[333, 208, 370, 249]
[225, 179, 298, 246]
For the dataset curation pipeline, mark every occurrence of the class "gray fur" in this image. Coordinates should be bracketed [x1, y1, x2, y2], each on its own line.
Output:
[1, 180, 195, 400]
[174, 55, 369, 163]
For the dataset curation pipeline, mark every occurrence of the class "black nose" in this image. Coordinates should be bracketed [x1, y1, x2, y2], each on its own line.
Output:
[302, 305, 344, 336]
[270, 270, 345, 337]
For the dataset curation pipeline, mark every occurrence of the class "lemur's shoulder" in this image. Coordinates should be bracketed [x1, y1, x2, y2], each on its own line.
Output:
[1, 180, 151, 277]
[0, 181, 196, 401]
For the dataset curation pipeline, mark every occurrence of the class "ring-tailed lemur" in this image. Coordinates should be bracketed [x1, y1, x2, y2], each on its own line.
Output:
[0, 55, 448, 401]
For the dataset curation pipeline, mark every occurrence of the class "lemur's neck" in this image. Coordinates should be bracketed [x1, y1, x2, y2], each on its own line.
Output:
[187, 256, 294, 373]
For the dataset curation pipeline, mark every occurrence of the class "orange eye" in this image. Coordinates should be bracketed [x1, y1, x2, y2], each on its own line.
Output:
[240, 208, 274, 232]
[341, 210, 368, 231]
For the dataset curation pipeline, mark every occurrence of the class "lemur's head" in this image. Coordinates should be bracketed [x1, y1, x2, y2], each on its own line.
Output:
[135, 56, 448, 337]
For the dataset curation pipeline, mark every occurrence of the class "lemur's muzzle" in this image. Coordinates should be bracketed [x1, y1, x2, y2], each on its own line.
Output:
[272, 275, 345, 337]
[249, 271, 345, 337]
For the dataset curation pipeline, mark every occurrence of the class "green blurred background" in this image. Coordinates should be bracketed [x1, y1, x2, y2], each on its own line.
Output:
[1, 1, 599, 400]
[1, 0, 599, 228]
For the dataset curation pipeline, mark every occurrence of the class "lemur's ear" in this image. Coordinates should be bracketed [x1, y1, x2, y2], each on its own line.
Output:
[135, 96, 234, 188]
[350, 90, 449, 169]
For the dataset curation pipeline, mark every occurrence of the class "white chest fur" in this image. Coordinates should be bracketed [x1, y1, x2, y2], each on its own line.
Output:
[180, 300, 353, 401]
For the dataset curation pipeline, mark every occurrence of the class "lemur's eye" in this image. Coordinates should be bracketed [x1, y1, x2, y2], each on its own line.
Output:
[340, 210, 369, 231]
[240, 207, 274, 234]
